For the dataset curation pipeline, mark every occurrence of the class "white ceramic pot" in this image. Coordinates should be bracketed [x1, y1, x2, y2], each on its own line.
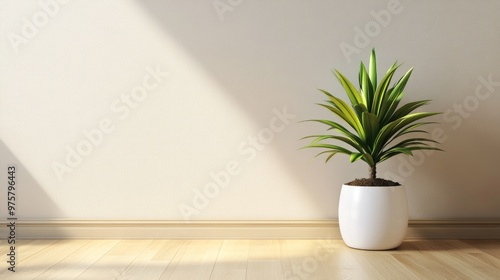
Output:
[338, 184, 408, 250]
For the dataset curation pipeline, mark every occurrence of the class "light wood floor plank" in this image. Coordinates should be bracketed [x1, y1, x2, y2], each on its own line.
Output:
[246, 240, 284, 280]
[157, 240, 189, 280]
[393, 241, 471, 279]
[359, 250, 418, 279]
[278, 240, 294, 280]
[468, 251, 500, 270]
[2, 239, 500, 279]
[419, 240, 500, 279]
[74, 240, 152, 280]
[5, 239, 58, 265]
[34, 240, 120, 280]
[463, 240, 500, 259]
[116, 240, 184, 280]
[0, 239, 37, 257]
[0, 240, 85, 279]
[0, 240, 9, 256]
[210, 240, 249, 280]
[166, 240, 222, 280]
[284, 239, 325, 280]
[315, 239, 381, 280]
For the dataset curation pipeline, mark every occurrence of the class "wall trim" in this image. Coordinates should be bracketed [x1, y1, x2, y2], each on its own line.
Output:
[1, 219, 500, 239]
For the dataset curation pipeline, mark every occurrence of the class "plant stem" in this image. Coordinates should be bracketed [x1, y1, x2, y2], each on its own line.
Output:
[370, 165, 377, 180]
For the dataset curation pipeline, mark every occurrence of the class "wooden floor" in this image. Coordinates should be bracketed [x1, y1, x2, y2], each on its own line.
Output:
[1, 239, 500, 279]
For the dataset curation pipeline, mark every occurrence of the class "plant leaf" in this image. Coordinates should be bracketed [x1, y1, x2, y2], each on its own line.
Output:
[389, 100, 431, 123]
[350, 153, 364, 163]
[380, 68, 414, 124]
[305, 143, 354, 156]
[334, 70, 363, 106]
[371, 63, 399, 115]
[372, 112, 440, 159]
[369, 48, 377, 92]
[319, 91, 366, 140]
[359, 62, 373, 108]
[362, 112, 379, 148]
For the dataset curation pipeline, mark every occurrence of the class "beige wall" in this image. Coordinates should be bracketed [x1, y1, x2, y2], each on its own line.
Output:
[0, 0, 499, 221]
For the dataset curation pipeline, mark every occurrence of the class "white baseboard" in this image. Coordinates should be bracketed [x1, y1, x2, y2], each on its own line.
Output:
[1, 219, 499, 239]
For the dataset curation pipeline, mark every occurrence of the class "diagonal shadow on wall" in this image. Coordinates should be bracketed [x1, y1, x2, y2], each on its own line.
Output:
[0, 139, 64, 237]
[133, 1, 351, 219]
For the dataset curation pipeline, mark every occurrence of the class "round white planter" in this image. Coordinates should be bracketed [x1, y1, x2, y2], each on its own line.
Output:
[338, 184, 408, 250]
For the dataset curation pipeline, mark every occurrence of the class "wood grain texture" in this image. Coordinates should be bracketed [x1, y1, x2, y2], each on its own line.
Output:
[165, 240, 222, 280]
[74, 240, 152, 280]
[0, 239, 499, 279]
[0, 240, 86, 279]
[35, 240, 120, 280]
[246, 240, 284, 280]
[210, 240, 249, 280]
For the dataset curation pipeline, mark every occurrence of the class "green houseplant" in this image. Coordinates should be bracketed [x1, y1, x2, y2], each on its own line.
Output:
[303, 49, 441, 250]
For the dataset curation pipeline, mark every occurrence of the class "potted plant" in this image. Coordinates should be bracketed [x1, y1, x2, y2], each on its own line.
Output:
[302, 49, 441, 250]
